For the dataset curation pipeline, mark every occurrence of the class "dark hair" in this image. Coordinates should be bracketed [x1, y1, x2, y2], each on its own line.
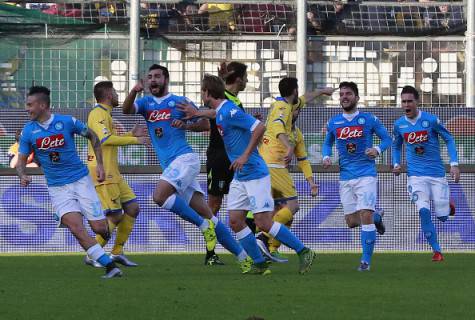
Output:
[202, 74, 225, 99]
[278, 77, 298, 97]
[94, 81, 113, 101]
[224, 62, 247, 85]
[148, 64, 170, 79]
[28, 86, 50, 106]
[339, 81, 359, 96]
[401, 85, 420, 100]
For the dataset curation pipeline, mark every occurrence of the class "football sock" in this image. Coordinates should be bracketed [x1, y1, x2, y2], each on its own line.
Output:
[361, 224, 376, 264]
[162, 194, 204, 227]
[87, 243, 113, 267]
[268, 207, 294, 252]
[111, 214, 136, 255]
[268, 222, 305, 253]
[419, 208, 441, 252]
[236, 226, 266, 264]
[211, 216, 244, 257]
[95, 219, 116, 247]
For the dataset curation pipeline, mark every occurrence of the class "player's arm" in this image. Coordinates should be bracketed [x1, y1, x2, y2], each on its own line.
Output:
[16, 130, 32, 187]
[278, 133, 294, 165]
[367, 116, 392, 159]
[123, 80, 144, 114]
[434, 117, 460, 182]
[303, 87, 335, 104]
[177, 102, 217, 120]
[270, 105, 293, 163]
[322, 122, 335, 168]
[295, 128, 318, 197]
[392, 124, 403, 176]
[231, 121, 265, 172]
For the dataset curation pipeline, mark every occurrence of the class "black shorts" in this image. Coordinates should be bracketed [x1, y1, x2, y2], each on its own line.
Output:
[206, 150, 233, 196]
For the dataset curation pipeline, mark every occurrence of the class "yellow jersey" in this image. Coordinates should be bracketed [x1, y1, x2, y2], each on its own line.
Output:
[293, 126, 313, 180]
[259, 96, 306, 167]
[87, 103, 138, 185]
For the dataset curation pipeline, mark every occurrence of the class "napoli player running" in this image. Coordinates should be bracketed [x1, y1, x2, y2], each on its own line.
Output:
[197, 74, 316, 275]
[392, 86, 460, 262]
[322, 82, 391, 271]
[122, 65, 252, 272]
[16, 86, 122, 278]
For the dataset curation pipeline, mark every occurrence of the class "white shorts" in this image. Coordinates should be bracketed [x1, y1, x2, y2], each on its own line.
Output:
[228, 175, 275, 213]
[339, 176, 377, 215]
[407, 176, 450, 217]
[161, 152, 204, 204]
[48, 175, 104, 227]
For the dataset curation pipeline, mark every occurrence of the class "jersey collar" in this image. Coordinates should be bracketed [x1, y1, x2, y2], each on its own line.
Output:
[405, 110, 421, 125]
[37, 114, 55, 130]
[152, 93, 172, 105]
[216, 100, 227, 114]
[95, 103, 113, 112]
[342, 110, 359, 122]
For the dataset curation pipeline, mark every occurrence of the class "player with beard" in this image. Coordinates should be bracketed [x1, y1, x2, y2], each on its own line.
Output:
[122, 64, 253, 272]
[84, 81, 150, 268]
[256, 77, 334, 262]
[392, 85, 459, 262]
[322, 81, 391, 271]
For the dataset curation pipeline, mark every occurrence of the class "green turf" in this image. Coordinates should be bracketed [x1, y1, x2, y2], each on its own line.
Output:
[0, 253, 474, 320]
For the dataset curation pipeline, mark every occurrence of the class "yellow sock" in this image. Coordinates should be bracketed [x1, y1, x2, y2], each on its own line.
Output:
[95, 219, 117, 247]
[269, 207, 294, 253]
[111, 214, 136, 255]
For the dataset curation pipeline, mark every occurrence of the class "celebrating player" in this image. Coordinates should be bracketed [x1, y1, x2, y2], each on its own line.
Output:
[392, 85, 460, 262]
[84, 81, 149, 268]
[16, 86, 122, 278]
[322, 81, 391, 271]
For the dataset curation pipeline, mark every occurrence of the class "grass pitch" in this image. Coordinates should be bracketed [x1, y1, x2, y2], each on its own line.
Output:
[0, 253, 474, 320]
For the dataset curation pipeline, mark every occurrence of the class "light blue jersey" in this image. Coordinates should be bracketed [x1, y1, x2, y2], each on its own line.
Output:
[392, 111, 458, 177]
[19, 114, 89, 186]
[322, 111, 391, 181]
[215, 100, 268, 181]
[134, 93, 196, 169]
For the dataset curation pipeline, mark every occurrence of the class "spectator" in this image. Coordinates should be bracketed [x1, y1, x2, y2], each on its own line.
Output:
[8, 129, 38, 169]
[198, 3, 236, 31]
[181, 3, 204, 31]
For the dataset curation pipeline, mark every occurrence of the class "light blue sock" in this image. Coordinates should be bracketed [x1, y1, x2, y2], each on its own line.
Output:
[236, 227, 265, 264]
[214, 218, 244, 257]
[163, 194, 204, 227]
[97, 254, 113, 267]
[269, 222, 305, 253]
[419, 208, 441, 252]
[361, 224, 376, 264]
[373, 210, 382, 224]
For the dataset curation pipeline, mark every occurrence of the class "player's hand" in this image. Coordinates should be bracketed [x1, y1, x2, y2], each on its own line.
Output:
[253, 112, 263, 121]
[132, 79, 144, 93]
[177, 102, 198, 120]
[392, 164, 402, 176]
[319, 87, 336, 96]
[310, 183, 319, 197]
[365, 148, 379, 159]
[131, 123, 147, 137]
[137, 136, 151, 146]
[322, 157, 332, 169]
[19, 175, 32, 187]
[96, 164, 105, 183]
[283, 146, 294, 166]
[230, 154, 249, 172]
[171, 119, 186, 129]
[450, 165, 460, 183]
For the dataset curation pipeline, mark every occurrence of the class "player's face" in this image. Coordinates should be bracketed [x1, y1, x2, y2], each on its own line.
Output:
[401, 93, 418, 119]
[201, 87, 210, 107]
[25, 94, 47, 121]
[237, 73, 248, 92]
[147, 69, 168, 97]
[339, 87, 358, 112]
[110, 88, 119, 107]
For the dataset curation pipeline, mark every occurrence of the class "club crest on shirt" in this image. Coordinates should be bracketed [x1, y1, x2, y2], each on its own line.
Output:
[168, 100, 176, 107]
[422, 120, 429, 128]
[54, 122, 64, 131]
[357, 117, 366, 125]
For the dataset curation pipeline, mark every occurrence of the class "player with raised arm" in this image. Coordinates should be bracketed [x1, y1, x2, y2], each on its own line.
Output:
[322, 82, 391, 271]
[84, 81, 150, 268]
[392, 85, 460, 262]
[257, 77, 334, 262]
[122, 64, 252, 272]
[197, 74, 317, 275]
[17, 86, 122, 279]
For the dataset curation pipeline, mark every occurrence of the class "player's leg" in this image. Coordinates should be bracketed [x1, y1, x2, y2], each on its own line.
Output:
[431, 177, 451, 222]
[93, 184, 120, 248]
[408, 176, 442, 259]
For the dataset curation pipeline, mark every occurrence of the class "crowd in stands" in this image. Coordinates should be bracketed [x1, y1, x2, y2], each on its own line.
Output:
[3, 1, 466, 34]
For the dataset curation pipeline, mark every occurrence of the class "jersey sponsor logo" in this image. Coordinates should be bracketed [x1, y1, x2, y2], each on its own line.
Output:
[336, 125, 364, 140]
[404, 130, 428, 144]
[155, 127, 164, 138]
[346, 142, 357, 153]
[36, 134, 65, 150]
[49, 151, 60, 163]
[217, 124, 224, 136]
[415, 146, 425, 155]
[146, 109, 171, 122]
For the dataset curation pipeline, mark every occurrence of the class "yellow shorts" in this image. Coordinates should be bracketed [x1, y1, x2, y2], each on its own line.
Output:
[95, 179, 137, 215]
[269, 167, 297, 204]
